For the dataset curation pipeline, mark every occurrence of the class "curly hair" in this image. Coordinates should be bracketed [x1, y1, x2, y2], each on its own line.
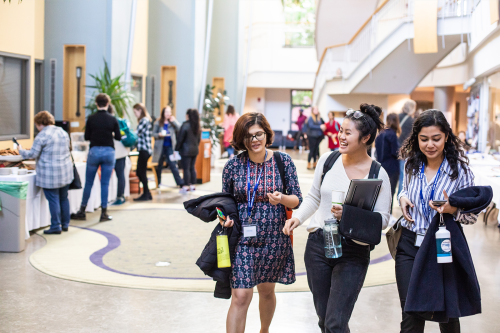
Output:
[399, 109, 468, 180]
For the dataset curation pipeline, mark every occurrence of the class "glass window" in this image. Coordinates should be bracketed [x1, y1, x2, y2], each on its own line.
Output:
[290, 89, 312, 131]
[131, 74, 143, 103]
[283, 0, 315, 48]
[488, 72, 500, 151]
[0, 53, 30, 141]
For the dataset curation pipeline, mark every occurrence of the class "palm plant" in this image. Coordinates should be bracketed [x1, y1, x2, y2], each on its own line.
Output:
[85, 60, 134, 119]
[201, 84, 228, 148]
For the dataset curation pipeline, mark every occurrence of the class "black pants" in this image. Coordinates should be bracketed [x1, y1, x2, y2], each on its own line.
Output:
[294, 130, 307, 148]
[305, 230, 370, 333]
[395, 228, 460, 333]
[114, 157, 126, 198]
[136, 150, 150, 195]
[156, 145, 183, 186]
[181, 155, 197, 186]
[308, 136, 321, 163]
[388, 170, 399, 213]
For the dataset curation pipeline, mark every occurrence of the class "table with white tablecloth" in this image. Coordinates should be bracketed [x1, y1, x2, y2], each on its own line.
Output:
[468, 154, 500, 223]
[0, 157, 131, 238]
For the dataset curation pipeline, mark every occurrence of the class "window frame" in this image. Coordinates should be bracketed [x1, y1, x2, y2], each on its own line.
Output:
[131, 73, 144, 104]
[0, 51, 31, 141]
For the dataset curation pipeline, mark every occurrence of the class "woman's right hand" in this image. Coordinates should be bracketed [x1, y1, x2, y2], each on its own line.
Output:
[219, 217, 234, 228]
[399, 196, 415, 223]
[283, 217, 300, 236]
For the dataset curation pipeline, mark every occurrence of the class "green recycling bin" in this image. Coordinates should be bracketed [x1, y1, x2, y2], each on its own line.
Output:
[0, 181, 28, 252]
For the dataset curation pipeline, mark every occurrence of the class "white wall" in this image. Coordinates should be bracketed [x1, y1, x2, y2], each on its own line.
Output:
[319, 94, 389, 120]
[244, 87, 265, 114]
[264, 88, 291, 133]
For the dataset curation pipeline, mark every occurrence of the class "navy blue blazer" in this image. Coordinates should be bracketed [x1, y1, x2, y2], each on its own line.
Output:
[375, 128, 399, 175]
[404, 213, 481, 322]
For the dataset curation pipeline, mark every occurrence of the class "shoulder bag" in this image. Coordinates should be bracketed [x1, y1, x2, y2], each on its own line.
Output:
[274, 151, 294, 244]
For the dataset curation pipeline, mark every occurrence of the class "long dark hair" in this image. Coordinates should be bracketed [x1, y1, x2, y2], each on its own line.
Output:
[187, 109, 200, 136]
[345, 103, 384, 145]
[400, 110, 468, 180]
[386, 113, 401, 135]
[226, 104, 235, 115]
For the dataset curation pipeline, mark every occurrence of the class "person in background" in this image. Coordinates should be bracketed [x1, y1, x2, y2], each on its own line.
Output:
[294, 108, 308, 151]
[223, 104, 240, 158]
[398, 110, 476, 333]
[107, 104, 130, 206]
[398, 100, 417, 195]
[324, 111, 340, 151]
[458, 130, 472, 151]
[284, 104, 391, 332]
[18, 111, 74, 234]
[152, 106, 183, 188]
[175, 109, 201, 194]
[132, 103, 153, 201]
[71, 93, 121, 222]
[219, 112, 302, 333]
[306, 106, 325, 170]
[375, 113, 400, 213]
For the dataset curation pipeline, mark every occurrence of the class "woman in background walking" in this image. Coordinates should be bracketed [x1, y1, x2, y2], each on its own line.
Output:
[176, 109, 201, 194]
[223, 104, 239, 158]
[324, 111, 340, 152]
[375, 113, 400, 212]
[306, 106, 324, 170]
[133, 103, 153, 201]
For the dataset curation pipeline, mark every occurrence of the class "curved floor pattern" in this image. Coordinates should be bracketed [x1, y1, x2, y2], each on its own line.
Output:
[30, 203, 396, 292]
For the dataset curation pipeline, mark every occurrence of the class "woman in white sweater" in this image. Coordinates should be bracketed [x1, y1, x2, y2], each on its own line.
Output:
[284, 104, 392, 332]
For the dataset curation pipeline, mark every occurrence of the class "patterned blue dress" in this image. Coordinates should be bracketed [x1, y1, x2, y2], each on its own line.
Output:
[222, 151, 303, 289]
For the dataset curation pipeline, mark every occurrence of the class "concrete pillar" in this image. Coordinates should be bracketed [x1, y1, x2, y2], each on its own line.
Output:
[434, 86, 455, 127]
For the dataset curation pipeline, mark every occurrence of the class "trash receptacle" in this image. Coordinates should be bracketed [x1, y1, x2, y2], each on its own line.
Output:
[0, 181, 28, 253]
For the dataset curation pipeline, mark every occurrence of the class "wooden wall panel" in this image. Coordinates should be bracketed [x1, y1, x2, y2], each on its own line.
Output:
[212, 77, 225, 125]
[413, 0, 438, 54]
[161, 66, 177, 117]
[63, 45, 86, 132]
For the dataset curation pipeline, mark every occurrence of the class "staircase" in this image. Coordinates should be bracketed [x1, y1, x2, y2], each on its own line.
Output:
[313, 0, 473, 105]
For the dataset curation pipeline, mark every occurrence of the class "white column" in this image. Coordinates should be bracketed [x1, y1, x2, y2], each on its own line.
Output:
[434, 86, 455, 126]
[478, 77, 490, 152]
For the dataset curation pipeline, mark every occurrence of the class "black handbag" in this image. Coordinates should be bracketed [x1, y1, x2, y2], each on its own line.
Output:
[68, 149, 82, 190]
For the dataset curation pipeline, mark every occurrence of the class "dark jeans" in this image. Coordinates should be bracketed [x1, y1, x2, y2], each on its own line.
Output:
[82, 146, 115, 208]
[156, 145, 183, 186]
[294, 130, 308, 148]
[115, 157, 126, 198]
[395, 228, 460, 333]
[43, 185, 70, 231]
[226, 146, 235, 157]
[137, 150, 151, 195]
[305, 230, 370, 333]
[308, 136, 322, 163]
[181, 155, 197, 186]
[388, 170, 399, 213]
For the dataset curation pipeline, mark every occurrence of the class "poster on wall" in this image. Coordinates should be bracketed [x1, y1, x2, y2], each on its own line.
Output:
[467, 85, 480, 150]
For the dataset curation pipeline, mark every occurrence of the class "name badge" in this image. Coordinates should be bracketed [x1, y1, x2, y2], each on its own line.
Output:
[243, 225, 257, 238]
[414, 233, 425, 247]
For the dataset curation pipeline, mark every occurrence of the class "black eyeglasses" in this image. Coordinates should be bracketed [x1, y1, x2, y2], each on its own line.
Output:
[245, 131, 266, 141]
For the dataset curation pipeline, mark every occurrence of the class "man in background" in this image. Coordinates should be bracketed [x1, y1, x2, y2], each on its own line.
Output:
[397, 99, 416, 195]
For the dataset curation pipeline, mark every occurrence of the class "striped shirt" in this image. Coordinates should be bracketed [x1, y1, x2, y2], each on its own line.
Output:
[398, 157, 477, 234]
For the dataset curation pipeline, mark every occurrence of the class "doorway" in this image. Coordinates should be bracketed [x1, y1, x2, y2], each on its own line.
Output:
[63, 45, 86, 132]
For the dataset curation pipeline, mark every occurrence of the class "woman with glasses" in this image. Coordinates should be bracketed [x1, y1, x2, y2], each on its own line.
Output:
[284, 104, 392, 332]
[219, 112, 302, 333]
[397, 110, 476, 333]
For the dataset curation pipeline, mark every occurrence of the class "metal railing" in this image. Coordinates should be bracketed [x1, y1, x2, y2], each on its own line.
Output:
[313, 0, 472, 104]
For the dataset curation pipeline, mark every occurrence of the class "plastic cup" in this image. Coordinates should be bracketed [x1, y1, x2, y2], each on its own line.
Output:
[331, 190, 345, 206]
[11, 167, 19, 175]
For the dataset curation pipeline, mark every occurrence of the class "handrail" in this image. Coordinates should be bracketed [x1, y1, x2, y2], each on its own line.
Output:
[315, 43, 347, 76]
[348, 0, 390, 44]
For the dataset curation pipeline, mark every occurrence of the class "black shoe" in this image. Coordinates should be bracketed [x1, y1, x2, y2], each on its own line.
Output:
[43, 229, 62, 235]
[133, 193, 152, 201]
[70, 205, 87, 220]
[62, 226, 69, 232]
[100, 208, 113, 222]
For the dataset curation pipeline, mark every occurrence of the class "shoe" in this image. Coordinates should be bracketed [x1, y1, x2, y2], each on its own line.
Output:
[190, 185, 196, 192]
[112, 197, 126, 205]
[62, 226, 69, 232]
[70, 206, 87, 220]
[313, 161, 318, 169]
[307, 162, 312, 170]
[43, 229, 61, 235]
[179, 187, 189, 194]
[100, 208, 113, 222]
[133, 193, 152, 201]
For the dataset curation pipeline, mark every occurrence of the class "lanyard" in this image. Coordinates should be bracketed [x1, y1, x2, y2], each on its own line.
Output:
[419, 159, 445, 223]
[247, 150, 268, 221]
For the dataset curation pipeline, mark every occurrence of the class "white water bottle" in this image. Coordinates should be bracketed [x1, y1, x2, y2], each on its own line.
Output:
[436, 226, 452, 263]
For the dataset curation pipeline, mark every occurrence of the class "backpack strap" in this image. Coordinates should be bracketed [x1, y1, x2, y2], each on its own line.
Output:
[368, 160, 381, 179]
[321, 150, 341, 185]
[273, 151, 287, 194]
